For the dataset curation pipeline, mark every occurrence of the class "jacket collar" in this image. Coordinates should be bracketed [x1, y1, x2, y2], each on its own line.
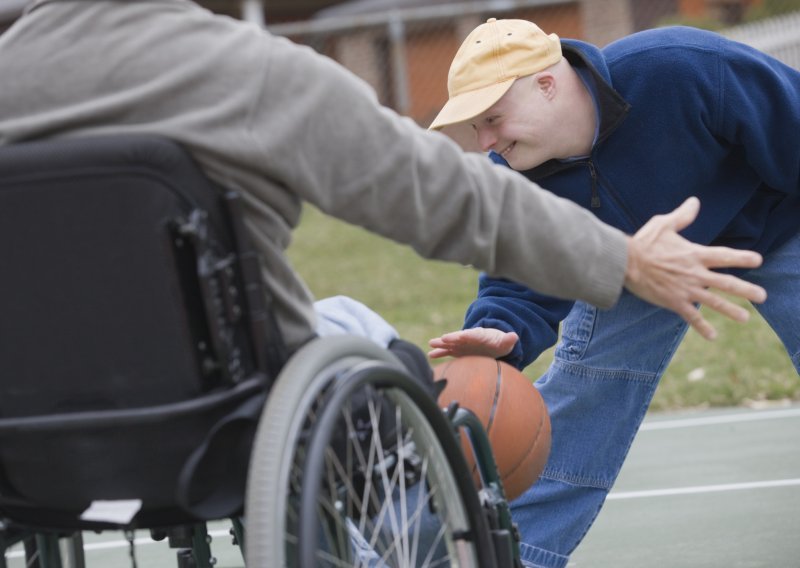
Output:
[520, 40, 631, 180]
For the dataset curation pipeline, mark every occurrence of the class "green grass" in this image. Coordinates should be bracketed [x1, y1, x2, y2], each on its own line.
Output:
[288, 205, 799, 412]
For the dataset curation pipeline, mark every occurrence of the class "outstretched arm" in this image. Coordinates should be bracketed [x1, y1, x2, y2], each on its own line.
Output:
[624, 196, 765, 340]
[429, 277, 571, 366]
[430, 197, 765, 361]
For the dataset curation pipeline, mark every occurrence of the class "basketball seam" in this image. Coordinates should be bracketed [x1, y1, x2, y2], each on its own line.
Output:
[484, 360, 502, 435]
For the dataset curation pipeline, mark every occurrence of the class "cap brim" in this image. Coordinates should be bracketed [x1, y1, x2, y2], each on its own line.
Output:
[429, 77, 517, 131]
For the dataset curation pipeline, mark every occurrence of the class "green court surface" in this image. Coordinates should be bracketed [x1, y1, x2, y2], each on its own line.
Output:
[571, 403, 800, 568]
[4, 404, 799, 567]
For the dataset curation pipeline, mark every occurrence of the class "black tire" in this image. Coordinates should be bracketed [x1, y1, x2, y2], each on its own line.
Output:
[245, 336, 495, 567]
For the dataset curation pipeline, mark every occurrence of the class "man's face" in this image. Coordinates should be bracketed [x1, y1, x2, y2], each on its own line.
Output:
[468, 74, 556, 171]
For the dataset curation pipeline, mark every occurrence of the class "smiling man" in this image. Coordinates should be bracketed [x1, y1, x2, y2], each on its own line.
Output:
[429, 17, 800, 568]
[432, 23, 596, 170]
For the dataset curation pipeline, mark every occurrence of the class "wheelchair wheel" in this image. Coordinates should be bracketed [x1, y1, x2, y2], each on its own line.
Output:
[245, 336, 496, 567]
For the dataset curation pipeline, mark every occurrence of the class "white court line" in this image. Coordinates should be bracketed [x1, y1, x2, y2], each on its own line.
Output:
[7, 409, 799, 559]
[10, 480, 800, 556]
[640, 407, 800, 431]
[608, 478, 800, 501]
[614, 409, 800, 501]
[7, 479, 800, 557]
[11, 480, 800, 556]
[5, 529, 232, 558]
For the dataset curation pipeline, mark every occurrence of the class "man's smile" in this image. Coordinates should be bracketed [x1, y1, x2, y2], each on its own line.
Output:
[499, 142, 516, 157]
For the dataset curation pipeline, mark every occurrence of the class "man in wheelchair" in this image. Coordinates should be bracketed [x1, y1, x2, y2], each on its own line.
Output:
[0, 1, 766, 567]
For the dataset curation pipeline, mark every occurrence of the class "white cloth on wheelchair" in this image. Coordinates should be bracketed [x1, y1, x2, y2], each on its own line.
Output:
[80, 499, 142, 524]
[314, 295, 399, 348]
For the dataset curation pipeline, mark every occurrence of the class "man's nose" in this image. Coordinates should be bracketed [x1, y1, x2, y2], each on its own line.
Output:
[475, 127, 497, 153]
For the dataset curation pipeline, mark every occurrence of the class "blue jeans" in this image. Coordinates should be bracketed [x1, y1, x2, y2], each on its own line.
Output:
[512, 231, 800, 568]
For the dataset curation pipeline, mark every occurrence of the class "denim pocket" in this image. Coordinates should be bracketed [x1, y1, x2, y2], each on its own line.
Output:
[555, 301, 596, 362]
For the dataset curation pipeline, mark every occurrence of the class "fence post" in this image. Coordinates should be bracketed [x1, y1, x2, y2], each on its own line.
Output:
[241, 0, 265, 26]
[388, 13, 411, 115]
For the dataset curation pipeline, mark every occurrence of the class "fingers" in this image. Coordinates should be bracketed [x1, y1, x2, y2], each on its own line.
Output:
[682, 306, 717, 341]
[427, 328, 519, 358]
[697, 246, 764, 273]
[428, 330, 468, 350]
[698, 270, 767, 304]
[663, 196, 701, 233]
[673, 282, 757, 341]
[627, 198, 767, 342]
[428, 347, 452, 359]
[692, 287, 751, 322]
[428, 330, 472, 359]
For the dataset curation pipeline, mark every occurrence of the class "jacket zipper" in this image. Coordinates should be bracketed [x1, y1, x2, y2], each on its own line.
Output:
[587, 161, 600, 209]
[583, 160, 642, 229]
[537, 158, 639, 227]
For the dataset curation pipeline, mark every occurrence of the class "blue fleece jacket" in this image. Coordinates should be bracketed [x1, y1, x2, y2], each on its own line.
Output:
[465, 26, 800, 370]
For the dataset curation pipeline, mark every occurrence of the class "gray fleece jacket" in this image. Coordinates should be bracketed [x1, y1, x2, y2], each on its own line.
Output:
[0, 0, 627, 351]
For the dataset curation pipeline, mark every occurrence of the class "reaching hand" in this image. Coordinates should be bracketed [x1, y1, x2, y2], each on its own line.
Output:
[428, 327, 519, 359]
[625, 196, 767, 340]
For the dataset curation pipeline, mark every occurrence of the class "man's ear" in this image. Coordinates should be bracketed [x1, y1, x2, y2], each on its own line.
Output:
[534, 72, 556, 100]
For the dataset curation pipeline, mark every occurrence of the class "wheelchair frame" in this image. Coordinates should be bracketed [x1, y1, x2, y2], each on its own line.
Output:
[0, 135, 522, 568]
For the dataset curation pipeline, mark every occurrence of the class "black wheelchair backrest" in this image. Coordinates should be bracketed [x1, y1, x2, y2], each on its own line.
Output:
[0, 135, 280, 527]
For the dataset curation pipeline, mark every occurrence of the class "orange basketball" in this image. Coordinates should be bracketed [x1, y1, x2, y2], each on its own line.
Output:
[433, 356, 551, 501]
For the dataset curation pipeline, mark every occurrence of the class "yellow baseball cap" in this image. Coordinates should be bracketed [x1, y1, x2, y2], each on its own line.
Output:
[429, 18, 562, 131]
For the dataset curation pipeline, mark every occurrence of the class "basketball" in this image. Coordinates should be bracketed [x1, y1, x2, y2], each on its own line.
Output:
[433, 356, 551, 501]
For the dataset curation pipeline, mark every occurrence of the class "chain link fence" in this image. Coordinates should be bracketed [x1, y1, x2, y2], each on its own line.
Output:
[260, 0, 800, 131]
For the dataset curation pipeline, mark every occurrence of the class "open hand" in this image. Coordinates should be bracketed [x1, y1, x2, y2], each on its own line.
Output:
[428, 327, 519, 359]
[625, 197, 767, 340]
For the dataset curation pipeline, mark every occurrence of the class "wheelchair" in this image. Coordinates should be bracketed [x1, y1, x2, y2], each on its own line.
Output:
[0, 135, 521, 567]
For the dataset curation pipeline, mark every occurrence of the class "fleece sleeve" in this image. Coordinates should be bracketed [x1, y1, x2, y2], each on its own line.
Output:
[464, 274, 574, 370]
[717, 36, 800, 195]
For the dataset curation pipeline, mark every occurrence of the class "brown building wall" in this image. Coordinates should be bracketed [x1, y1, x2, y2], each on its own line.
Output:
[406, 30, 460, 125]
[680, 0, 709, 17]
[679, 0, 763, 22]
